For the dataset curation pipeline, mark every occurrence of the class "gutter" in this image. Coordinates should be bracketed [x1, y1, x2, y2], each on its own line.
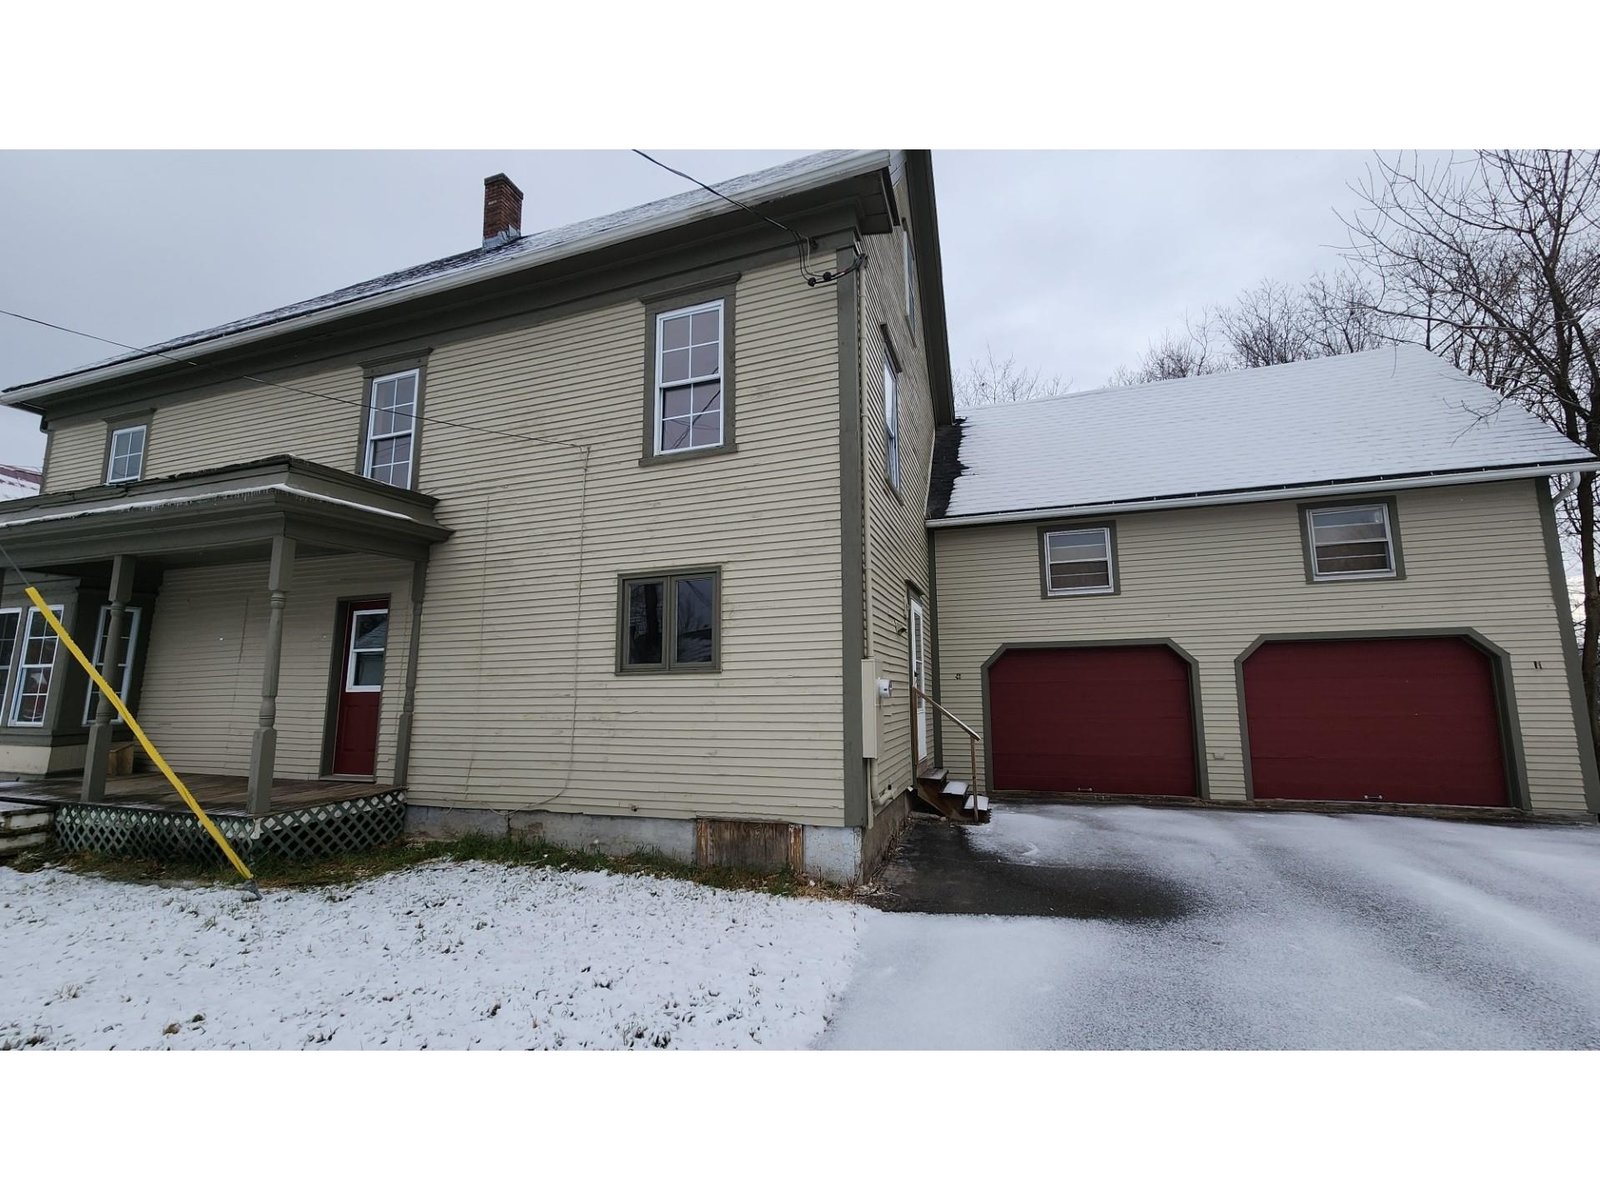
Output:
[5, 150, 893, 409]
[927, 460, 1600, 529]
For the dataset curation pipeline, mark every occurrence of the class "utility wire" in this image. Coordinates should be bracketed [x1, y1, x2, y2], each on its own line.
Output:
[0, 307, 591, 454]
[629, 149, 865, 287]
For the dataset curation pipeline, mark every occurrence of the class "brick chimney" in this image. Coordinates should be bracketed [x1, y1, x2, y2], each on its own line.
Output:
[482, 173, 524, 247]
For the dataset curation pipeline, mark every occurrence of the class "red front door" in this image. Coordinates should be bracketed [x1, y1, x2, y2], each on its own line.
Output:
[331, 601, 389, 777]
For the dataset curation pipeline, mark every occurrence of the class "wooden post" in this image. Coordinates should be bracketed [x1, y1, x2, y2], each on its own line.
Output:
[392, 558, 427, 789]
[81, 555, 135, 803]
[247, 536, 295, 816]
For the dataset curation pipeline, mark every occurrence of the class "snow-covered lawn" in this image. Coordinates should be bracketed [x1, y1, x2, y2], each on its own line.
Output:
[0, 861, 861, 1049]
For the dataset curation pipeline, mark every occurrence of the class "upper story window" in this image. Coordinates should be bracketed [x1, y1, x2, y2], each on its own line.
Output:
[617, 568, 721, 673]
[105, 423, 147, 484]
[1304, 502, 1399, 581]
[364, 368, 420, 489]
[1, 605, 63, 727]
[884, 349, 902, 492]
[1040, 525, 1118, 596]
[654, 301, 725, 455]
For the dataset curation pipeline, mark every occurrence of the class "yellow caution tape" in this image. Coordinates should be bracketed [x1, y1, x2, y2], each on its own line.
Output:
[24, 586, 255, 883]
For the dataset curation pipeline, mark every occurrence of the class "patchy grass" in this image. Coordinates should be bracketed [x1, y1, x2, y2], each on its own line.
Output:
[4, 834, 853, 900]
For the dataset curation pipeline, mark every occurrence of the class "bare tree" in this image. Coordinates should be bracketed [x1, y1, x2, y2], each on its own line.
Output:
[1108, 311, 1226, 384]
[954, 347, 1069, 408]
[1344, 149, 1600, 748]
[1301, 270, 1406, 356]
[1218, 279, 1314, 367]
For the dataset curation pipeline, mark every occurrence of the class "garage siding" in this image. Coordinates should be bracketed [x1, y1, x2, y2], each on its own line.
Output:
[931, 479, 1593, 815]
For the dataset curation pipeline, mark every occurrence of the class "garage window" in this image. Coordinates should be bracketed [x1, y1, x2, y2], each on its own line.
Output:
[1040, 524, 1117, 596]
[1304, 502, 1398, 581]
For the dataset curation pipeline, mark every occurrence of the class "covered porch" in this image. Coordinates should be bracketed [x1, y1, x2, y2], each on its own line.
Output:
[0, 456, 451, 847]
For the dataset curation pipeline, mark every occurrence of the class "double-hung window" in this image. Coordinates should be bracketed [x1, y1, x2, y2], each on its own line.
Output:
[618, 569, 720, 673]
[106, 424, 147, 484]
[884, 353, 901, 492]
[364, 369, 419, 488]
[81, 606, 144, 724]
[1304, 502, 1398, 580]
[903, 229, 917, 336]
[654, 301, 726, 455]
[1041, 525, 1117, 596]
[4, 606, 63, 726]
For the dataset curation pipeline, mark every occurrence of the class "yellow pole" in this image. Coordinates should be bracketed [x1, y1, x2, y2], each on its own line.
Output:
[23, 586, 255, 883]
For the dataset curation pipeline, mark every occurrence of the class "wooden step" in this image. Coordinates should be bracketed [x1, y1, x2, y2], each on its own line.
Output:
[962, 794, 992, 824]
[0, 802, 53, 857]
[941, 779, 971, 800]
[918, 766, 949, 786]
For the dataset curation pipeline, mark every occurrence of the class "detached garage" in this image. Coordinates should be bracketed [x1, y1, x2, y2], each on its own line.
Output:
[1241, 636, 1512, 807]
[987, 644, 1200, 797]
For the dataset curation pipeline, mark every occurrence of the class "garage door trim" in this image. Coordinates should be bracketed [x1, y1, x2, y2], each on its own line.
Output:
[1233, 628, 1530, 811]
[981, 638, 1210, 799]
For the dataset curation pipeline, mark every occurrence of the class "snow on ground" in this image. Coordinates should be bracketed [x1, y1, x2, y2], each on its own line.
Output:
[823, 805, 1600, 1050]
[0, 861, 861, 1050]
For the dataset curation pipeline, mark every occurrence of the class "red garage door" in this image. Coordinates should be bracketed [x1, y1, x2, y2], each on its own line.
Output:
[1242, 637, 1509, 807]
[989, 645, 1198, 796]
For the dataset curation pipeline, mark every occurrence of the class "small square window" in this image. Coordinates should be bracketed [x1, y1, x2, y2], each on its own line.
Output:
[1040, 526, 1117, 596]
[106, 424, 147, 484]
[1305, 503, 1398, 581]
[618, 570, 720, 673]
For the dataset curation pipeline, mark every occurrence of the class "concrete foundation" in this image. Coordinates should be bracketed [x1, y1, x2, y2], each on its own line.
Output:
[404, 802, 914, 885]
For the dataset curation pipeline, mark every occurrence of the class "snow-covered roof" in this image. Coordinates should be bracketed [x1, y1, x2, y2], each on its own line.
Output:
[933, 346, 1599, 524]
[7, 150, 892, 403]
[0, 464, 42, 502]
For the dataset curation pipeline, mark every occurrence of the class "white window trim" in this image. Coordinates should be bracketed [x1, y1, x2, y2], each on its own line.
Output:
[0, 607, 20, 725]
[82, 606, 144, 725]
[653, 299, 726, 456]
[345, 607, 389, 693]
[364, 369, 419, 488]
[7, 605, 64, 727]
[903, 230, 917, 332]
[1306, 503, 1398, 581]
[106, 424, 147, 485]
[884, 356, 901, 492]
[1044, 527, 1116, 596]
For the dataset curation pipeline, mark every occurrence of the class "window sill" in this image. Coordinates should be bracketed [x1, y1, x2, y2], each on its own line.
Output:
[1307, 571, 1404, 585]
[638, 443, 738, 468]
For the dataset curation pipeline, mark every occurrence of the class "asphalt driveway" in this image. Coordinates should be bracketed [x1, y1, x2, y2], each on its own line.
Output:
[822, 804, 1600, 1049]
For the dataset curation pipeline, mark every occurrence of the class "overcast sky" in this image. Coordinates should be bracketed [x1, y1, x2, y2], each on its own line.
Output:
[0, 149, 1375, 468]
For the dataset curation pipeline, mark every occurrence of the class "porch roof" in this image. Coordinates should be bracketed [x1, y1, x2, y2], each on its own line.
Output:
[0, 456, 451, 571]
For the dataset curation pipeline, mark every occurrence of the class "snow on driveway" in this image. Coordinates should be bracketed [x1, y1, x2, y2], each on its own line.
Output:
[823, 805, 1600, 1050]
[0, 861, 861, 1049]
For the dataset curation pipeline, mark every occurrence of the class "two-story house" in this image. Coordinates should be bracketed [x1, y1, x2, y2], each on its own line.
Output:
[1, 150, 1595, 884]
[0, 150, 949, 879]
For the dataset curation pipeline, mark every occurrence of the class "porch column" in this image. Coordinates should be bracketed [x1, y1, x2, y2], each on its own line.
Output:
[391, 558, 427, 789]
[81, 554, 135, 803]
[246, 536, 295, 816]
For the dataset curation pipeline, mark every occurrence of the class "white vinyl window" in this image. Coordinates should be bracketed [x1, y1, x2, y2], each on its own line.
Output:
[884, 355, 901, 491]
[106, 424, 147, 484]
[1306, 503, 1397, 580]
[345, 608, 389, 692]
[0, 610, 19, 724]
[655, 300, 725, 454]
[1043, 527, 1116, 595]
[364, 370, 419, 488]
[81, 606, 143, 724]
[6, 606, 63, 727]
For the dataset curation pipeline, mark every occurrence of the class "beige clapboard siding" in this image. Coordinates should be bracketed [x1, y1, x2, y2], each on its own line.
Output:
[135, 555, 413, 780]
[858, 202, 937, 814]
[400, 257, 846, 823]
[42, 422, 105, 491]
[932, 479, 1590, 814]
[43, 256, 846, 825]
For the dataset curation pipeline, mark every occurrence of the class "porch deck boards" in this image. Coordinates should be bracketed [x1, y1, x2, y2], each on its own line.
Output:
[0, 773, 390, 818]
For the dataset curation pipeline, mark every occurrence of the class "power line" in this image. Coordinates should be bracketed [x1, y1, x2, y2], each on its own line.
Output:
[629, 149, 864, 287]
[0, 307, 590, 454]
